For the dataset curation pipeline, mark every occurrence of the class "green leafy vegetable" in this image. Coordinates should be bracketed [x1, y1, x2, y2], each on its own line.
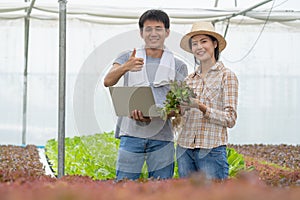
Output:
[226, 147, 248, 177]
[45, 132, 120, 180]
[45, 132, 246, 180]
[160, 81, 196, 128]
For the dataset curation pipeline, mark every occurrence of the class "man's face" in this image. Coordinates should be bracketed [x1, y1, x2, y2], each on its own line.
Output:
[140, 20, 170, 50]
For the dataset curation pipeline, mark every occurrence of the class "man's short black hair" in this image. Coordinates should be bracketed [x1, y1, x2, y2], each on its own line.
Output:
[138, 9, 170, 30]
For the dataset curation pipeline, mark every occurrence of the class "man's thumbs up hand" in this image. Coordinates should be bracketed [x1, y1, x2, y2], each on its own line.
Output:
[124, 48, 144, 72]
[130, 48, 136, 58]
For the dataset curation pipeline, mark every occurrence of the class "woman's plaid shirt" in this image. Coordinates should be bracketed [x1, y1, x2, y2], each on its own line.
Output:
[177, 61, 239, 149]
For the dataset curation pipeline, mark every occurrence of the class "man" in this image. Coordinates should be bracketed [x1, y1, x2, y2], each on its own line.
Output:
[104, 9, 187, 180]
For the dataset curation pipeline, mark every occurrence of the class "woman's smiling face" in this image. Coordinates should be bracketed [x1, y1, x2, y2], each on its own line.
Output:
[191, 34, 217, 62]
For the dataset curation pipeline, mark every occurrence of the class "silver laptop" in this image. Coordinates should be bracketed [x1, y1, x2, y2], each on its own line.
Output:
[109, 86, 161, 117]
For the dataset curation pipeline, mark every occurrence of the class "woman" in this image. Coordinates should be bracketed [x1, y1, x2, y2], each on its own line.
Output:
[176, 21, 239, 180]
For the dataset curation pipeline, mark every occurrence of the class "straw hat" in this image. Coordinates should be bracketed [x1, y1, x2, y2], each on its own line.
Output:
[180, 21, 226, 53]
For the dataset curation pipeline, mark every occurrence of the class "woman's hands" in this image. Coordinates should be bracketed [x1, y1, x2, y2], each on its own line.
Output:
[180, 97, 199, 108]
[180, 98, 207, 114]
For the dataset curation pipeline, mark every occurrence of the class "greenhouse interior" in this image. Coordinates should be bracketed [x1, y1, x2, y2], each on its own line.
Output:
[1, 0, 299, 146]
[0, 0, 300, 198]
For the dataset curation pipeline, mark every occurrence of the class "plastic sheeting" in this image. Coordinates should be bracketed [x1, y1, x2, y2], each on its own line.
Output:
[0, 0, 300, 145]
[0, 0, 300, 24]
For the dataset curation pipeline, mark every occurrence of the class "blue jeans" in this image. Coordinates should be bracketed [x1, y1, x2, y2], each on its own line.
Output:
[176, 145, 228, 180]
[116, 136, 175, 181]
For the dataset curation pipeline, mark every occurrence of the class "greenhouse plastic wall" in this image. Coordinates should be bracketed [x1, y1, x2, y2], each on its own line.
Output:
[1, 16, 300, 146]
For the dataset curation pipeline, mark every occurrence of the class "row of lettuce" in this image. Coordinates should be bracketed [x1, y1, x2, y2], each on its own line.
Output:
[45, 131, 248, 180]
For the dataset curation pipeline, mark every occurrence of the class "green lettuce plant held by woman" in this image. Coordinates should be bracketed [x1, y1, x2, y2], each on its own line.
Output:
[159, 80, 196, 128]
